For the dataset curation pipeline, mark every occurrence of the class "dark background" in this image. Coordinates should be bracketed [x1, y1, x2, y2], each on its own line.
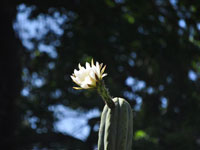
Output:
[1, 0, 200, 150]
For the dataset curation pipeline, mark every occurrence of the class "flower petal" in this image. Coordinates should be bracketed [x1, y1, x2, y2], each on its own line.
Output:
[89, 71, 96, 80]
[86, 62, 90, 70]
[91, 59, 94, 67]
[71, 76, 80, 85]
[96, 62, 101, 77]
[100, 63, 103, 69]
[81, 82, 90, 89]
[95, 73, 99, 80]
[102, 73, 107, 78]
[74, 69, 79, 76]
[73, 87, 83, 90]
[78, 63, 83, 70]
[71, 59, 107, 90]
[101, 65, 106, 75]
[87, 84, 95, 87]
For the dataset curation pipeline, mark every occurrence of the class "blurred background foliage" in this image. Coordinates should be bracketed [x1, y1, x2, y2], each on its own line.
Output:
[1, 0, 200, 149]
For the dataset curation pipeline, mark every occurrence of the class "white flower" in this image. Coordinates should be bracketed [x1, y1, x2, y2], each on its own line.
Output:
[71, 59, 107, 89]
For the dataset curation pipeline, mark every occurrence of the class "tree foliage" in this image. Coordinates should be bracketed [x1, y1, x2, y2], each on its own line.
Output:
[1, 0, 200, 150]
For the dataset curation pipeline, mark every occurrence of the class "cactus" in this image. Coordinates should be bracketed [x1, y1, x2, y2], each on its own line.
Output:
[98, 97, 133, 150]
[70, 60, 133, 149]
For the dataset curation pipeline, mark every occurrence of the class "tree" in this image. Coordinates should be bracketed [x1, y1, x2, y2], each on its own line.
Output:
[0, 1, 22, 150]
[1, 0, 200, 149]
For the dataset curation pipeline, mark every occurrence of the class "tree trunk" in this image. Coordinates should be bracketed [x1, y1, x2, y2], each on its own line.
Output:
[0, 1, 21, 150]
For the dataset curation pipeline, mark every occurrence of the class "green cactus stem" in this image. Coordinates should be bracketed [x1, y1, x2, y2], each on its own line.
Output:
[98, 97, 133, 150]
[96, 80, 115, 109]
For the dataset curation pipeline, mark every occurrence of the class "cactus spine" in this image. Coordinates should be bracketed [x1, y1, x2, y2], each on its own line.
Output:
[98, 97, 133, 150]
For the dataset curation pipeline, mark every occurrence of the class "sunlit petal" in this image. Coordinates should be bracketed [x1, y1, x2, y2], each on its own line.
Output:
[101, 65, 106, 75]
[102, 73, 108, 78]
[71, 59, 107, 90]
[89, 71, 96, 80]
[91, 59, 94, 67]
[86, 62, 90, 69]
[73, 87, 83, 90]
[100, 63, 103, 69]
[78, 63, 83, 70]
